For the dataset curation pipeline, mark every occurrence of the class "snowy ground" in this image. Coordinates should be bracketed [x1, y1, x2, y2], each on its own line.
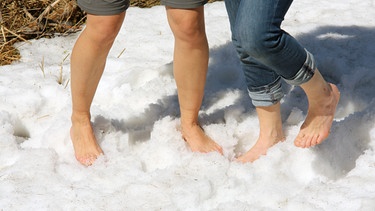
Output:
[1, 1, 375, 210]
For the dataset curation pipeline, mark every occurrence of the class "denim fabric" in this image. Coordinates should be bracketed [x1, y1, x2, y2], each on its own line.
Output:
[284, 50, 316, 86]
[224, 0, 316, 107]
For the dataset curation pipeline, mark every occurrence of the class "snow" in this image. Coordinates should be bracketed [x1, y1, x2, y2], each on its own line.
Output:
[1, 1, 375, 210]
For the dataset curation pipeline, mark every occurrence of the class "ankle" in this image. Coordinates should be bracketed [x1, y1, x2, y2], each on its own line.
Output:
[180, 122, 203, 139]
[308, 83, 337, 108]
[180, 115, 200, 130]
[259, 129, 285, 142]
[71, 111, 91, 125]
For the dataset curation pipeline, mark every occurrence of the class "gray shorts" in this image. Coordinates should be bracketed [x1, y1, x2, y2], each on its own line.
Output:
[161, 0, 208, 8]
[76, 0, 208, 15]
[77, 0, 130, 15]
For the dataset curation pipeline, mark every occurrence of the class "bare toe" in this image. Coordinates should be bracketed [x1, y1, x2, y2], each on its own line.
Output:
[294, 83, 340, 148]
[70, 119, 103, 166]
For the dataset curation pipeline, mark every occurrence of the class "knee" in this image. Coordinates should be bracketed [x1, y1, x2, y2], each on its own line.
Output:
[174, 20, 206, 44]
[235, 26, 283, 58]
[168, 10, 206, 44]
[85, 16, 124, 47]
[90, 26, 120, 46]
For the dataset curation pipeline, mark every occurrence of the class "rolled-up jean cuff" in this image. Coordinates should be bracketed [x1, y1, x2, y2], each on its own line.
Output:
[248, 77, 284, 107]
[284, 49, 316, 86]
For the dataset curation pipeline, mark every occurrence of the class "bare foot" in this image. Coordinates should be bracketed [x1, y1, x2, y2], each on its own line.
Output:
[70, 115, 103, 166]
[236, 103, 285, 163]
[181, 123, 223, 154]
[237, 131, 285, 163]
[294, 83, 340, 148]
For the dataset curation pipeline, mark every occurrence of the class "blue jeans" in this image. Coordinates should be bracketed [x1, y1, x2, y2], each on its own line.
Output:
[224, 0, 316, 107]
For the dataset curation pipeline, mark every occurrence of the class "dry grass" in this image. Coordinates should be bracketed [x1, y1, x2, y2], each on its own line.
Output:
[0, 0, 85, 65]
[0, 0, 222, 66]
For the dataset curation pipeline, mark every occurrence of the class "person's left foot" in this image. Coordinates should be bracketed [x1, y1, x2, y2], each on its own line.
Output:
[294, 83, 340, 148]
[237, 132, 285, 163]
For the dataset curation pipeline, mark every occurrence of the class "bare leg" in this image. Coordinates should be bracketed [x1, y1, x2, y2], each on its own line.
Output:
[237, 102, 285, 163]
[165, 6, 223, 154]
[70, 13, 125, 166]
[294, 69, 340, 148]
